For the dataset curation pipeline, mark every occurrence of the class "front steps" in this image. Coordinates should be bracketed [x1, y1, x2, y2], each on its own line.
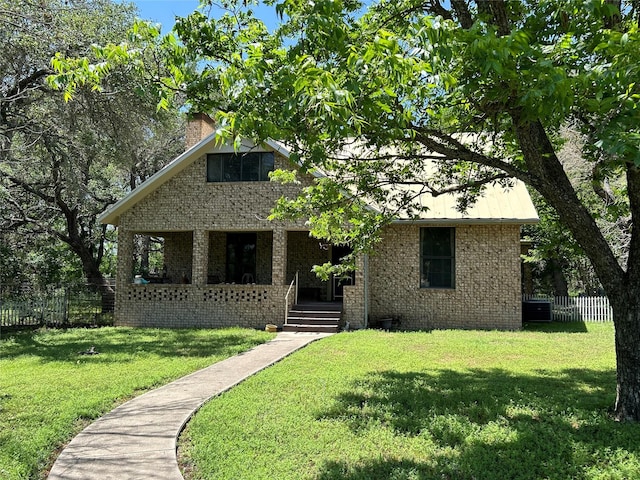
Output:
[283, 302, 342, 333]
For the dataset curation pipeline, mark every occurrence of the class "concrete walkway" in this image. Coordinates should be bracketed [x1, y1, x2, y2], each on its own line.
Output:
[48, 331, 333, 480]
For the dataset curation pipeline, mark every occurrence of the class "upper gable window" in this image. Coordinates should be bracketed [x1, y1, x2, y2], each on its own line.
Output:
[207, 152, 274, 182]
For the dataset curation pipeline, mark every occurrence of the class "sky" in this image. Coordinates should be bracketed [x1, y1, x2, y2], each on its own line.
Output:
[130, 0, 280, 33]
[131, 0, 199, 31]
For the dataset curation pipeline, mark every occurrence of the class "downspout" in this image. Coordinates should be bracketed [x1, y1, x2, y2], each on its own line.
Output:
[363, 254, 369, 329]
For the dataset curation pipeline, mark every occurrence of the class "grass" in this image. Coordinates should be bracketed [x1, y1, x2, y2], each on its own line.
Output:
[0, 326, 275, 480]
[179, 322, 640, 480]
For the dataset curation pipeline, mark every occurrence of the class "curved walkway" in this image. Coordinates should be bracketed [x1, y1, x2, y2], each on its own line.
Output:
[48, 331, 333, 480]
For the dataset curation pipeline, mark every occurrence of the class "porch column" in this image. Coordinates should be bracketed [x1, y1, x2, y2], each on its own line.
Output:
[343, 254, 367, 329]
[115, 228, 134, 322]
[272, 228, 287, 285]
[192, 229, 209, 286]
[116, 228, 134, 291]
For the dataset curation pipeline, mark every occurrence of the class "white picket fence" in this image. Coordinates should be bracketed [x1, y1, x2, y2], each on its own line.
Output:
[0, 282, 115, 329]
[0, 294, 67, 327]
[523, 295, 613, 322]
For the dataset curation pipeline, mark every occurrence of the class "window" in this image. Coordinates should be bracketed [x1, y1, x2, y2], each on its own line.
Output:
[207, 152, 274, 182]
[226, 233, 257, 283]
[420, 227, 455, 288]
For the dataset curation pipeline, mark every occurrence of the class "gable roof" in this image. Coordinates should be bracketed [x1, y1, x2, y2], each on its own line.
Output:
[99, 134, 538, 226]
[99, 134, 290, 225]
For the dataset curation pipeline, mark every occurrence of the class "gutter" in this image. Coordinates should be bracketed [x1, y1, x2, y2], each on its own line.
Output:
[390, 217, 540, 225]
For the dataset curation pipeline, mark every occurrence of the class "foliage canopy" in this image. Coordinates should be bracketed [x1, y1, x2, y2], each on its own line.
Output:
[52, 0, 640, 420]
[0, 0, 185, 289]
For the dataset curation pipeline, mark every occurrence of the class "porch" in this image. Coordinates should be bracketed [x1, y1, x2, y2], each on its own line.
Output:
[115, 228, 364, 329]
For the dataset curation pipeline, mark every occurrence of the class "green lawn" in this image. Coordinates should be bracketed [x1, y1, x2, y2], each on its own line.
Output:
[0, 326, 275, 480]
[179, 322, 640, 480]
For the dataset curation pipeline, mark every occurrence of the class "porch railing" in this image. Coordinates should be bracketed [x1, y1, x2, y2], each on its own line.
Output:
[284, 272, 298, 326]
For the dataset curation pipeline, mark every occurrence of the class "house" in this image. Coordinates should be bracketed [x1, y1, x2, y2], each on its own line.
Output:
[99, 114, 539, 331]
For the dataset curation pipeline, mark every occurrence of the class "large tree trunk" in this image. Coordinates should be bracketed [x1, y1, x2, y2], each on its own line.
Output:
[46, 217, 115, 313]
[512, 117, 640, 420]
[611, 294, 640, 421]
[548, 257, 570, 297]
[612, 164, 640, 420]
[53, 188, 115, 313]
[77, 247, 114, 313]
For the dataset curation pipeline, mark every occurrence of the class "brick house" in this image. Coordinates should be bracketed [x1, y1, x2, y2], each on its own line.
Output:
[100, 115, 538, 331]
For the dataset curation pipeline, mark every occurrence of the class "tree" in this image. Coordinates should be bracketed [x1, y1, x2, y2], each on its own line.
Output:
[53, 0, 640, 420]
[0, 229, 86, 290]
[524, 126, 629, 296]
[0, 0, 185, 305]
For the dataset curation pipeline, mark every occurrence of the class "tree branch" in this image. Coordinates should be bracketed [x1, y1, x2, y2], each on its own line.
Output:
[450, 0, 474, 29]
[6, 175, 56, 204]
[2, 68, 52, 103]
[368, 172, 510, 197]
[411, 127, 534, 183]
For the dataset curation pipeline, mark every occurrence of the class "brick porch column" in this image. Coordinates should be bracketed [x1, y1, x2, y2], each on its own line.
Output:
[115, 228, 134, 322]
[272, 228, 287, 285]
[192, 229, 209, 286]
[116, 229, 134, 290]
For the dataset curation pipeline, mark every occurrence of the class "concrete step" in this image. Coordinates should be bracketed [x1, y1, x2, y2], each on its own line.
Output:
[283, 324, 339, 333]
[288, 311, 342, 319]
[292, 303, 342, 312]
[287, 317, 340, 325]
[285, 302, 342, 333]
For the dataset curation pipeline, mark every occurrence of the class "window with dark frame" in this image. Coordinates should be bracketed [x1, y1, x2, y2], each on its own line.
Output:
[206, 152, 274, 182]
[420, 227, 455, 289]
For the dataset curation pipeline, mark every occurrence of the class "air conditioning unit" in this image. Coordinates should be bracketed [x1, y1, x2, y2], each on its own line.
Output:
[522, 300, 552, 322]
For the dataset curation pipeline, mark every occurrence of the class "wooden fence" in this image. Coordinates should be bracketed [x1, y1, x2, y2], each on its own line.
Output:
[0, 295, 66, 327]
[0, 284, 114, 329]
[523, 295, 613, 322]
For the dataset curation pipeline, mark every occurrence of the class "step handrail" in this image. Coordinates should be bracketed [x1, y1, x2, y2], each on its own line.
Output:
[284, 271, 298, 326]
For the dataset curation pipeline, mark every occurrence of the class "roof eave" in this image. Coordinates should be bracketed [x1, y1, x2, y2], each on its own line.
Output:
[390, 217, 540, 225]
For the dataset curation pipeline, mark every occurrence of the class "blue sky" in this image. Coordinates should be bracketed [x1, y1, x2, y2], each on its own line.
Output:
[130, 0, 280, 33]
[131, 0, 199, 31]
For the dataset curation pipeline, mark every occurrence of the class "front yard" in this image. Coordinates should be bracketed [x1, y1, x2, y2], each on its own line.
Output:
[179, 322, 640, 480]
[2, 322, 638, 480]
[0, 327, 275, 479]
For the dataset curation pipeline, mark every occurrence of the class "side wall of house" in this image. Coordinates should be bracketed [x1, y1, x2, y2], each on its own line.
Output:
[367, 223, 523, 330]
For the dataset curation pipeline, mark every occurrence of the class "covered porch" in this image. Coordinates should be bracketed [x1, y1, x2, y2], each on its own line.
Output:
[114, 228, 365, 329]
[285, 231, 354, 304]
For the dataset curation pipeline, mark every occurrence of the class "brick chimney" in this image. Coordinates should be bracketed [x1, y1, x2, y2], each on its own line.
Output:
[185, 113, 216, 150]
